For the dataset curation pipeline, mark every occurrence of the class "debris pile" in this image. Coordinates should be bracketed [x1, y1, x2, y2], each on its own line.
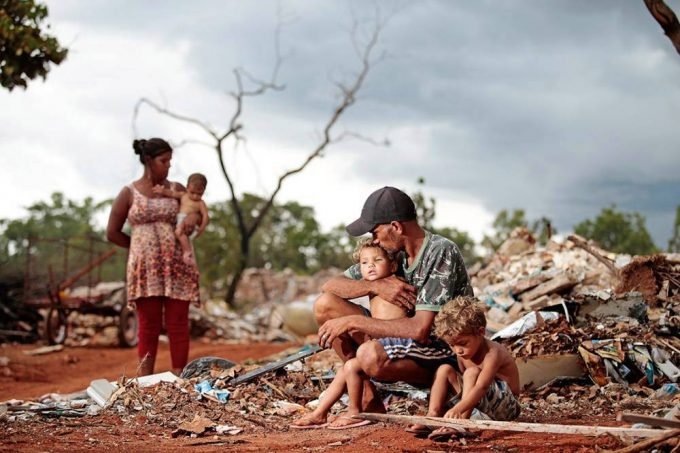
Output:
[475, 231, 679, 395]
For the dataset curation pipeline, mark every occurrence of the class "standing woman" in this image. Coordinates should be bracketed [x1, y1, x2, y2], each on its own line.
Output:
[107, 138, 199, 376]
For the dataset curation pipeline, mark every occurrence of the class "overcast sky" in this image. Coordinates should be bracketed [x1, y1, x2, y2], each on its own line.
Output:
[2, 0, 679, 247]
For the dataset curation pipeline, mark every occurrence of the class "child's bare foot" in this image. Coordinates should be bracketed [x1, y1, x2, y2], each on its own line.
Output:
[290, 412, 328, 429]
[182, 251, 195, 266]
[327, 411, 373, 430]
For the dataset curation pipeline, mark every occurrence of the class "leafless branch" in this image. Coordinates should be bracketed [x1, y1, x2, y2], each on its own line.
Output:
[644, 0, 680, 55]
[246, 20, 383, 238]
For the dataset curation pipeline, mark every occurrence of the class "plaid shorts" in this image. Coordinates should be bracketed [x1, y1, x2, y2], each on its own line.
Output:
[358, 306, 458, 369]
[449, 378, 520, 421]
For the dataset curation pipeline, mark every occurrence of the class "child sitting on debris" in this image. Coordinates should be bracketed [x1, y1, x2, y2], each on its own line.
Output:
[408, 295, 521, 441]
[153, 173, 209, 266]
[291, 238, 406, 430]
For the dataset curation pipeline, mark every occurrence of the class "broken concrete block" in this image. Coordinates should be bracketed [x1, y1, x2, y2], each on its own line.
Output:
[520, 272, 579, 303]
[86, 379, 116, 407]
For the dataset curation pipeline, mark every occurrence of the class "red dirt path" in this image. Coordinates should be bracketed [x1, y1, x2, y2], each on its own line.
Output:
[0, 341, 626, 452]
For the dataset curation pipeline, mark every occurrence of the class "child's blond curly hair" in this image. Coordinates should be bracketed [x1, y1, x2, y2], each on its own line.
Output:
[352, 237, 395, 263]
[434, 296, 486, 338]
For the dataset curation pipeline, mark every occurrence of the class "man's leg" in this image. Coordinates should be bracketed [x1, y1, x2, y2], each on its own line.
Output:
[355, 339, 437, 386]
[313, 292, 370, 362]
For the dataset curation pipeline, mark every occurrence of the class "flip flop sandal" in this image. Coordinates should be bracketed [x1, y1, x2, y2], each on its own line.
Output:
[427, 427, 463, 442]
[405, 425, 433, 437]
[327, 416, 373, 430]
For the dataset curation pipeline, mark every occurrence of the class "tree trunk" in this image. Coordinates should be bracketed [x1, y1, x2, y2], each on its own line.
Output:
[224, 232, 250, 307]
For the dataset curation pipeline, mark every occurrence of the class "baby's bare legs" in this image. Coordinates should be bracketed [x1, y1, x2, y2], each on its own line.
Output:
[175, 222, 194, 266]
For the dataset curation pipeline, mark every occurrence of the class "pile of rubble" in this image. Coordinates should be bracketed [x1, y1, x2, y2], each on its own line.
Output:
[474, 229, 679, 394]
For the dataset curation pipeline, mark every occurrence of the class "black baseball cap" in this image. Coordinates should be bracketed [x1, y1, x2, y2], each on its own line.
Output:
[346, 186, 417, 236]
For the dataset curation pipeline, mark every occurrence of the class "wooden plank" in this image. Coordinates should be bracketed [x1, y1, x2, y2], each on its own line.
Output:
[617, 412, 680, 429]
[355, 413, 665, 438]
[519, 273, 578, 303]
[603, 429, 680, 453]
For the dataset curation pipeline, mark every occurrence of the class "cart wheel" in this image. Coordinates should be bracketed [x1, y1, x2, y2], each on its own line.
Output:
[46, 307, 68, 345]
[118, 305, 138, 348]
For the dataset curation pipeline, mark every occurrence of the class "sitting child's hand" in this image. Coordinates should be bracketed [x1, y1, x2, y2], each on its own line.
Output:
[443, 406, 464, 419]
[152, 185, 165, 195]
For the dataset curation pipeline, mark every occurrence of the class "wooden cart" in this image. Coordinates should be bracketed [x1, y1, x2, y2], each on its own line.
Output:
[23, 236, 137, 347]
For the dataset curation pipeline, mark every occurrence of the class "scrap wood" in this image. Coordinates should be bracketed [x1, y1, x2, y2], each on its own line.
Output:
[567, 234, 619, 276]
[355, 413, 666, 438]
[603, 428, 680, 453]
[618, 412, 680, 429]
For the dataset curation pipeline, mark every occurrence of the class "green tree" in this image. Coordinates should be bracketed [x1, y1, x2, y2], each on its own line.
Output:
[668, 206, 680, 253]
[574, 205, 658, 255]
[481, 209, 529, 253]
[0, 0, 67, 91]
[194, 194, 352, 300]
[409, 177, 480, 265]
[0, 192, 123, 297]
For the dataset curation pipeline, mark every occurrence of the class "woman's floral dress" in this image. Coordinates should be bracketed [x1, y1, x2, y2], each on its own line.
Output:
[126, 183, 199, 303]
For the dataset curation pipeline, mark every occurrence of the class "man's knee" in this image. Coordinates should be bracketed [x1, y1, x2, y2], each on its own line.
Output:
[313, 292, 335, 324]
[356, 341, 389, 377]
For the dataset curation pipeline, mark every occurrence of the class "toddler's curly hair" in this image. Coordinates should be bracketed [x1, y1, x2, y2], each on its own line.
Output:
[434, 296, 486, 338]
[352, 237, 395, 263]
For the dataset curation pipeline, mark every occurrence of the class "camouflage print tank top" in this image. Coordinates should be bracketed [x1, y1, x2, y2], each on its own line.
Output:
[344, 231, 473, 312]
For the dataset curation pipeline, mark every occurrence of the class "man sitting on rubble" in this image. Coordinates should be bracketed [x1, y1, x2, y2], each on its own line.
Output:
[315, 186, 474, 425]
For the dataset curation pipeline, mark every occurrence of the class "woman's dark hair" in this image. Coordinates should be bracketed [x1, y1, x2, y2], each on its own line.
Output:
[133, 138, 172, 164]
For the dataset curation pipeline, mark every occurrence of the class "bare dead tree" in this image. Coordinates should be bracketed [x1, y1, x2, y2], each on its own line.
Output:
[133, 17, 387, 307]
[644, 0, 680, 55]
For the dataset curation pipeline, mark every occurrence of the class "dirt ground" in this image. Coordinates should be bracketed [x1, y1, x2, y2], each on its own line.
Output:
[0, 341, 635, 452]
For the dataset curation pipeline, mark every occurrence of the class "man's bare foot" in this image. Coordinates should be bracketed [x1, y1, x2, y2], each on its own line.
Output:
[182, 251, 195, 266]
[290, 412, 328, 429]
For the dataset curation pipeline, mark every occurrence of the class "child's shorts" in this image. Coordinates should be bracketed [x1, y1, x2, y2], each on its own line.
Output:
[449, 378, 520, 421]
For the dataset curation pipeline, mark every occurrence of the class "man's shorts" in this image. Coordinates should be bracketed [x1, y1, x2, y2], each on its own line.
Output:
[358, 306, 458, 369]
[376, 336, 459, 370]
[449, 378, 521, 421]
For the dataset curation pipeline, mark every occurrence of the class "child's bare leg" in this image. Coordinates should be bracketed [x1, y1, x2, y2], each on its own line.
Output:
[408, 364, 457, 433]
[428, 364, 458, 416]
[292, 367, 348, 427]
[459, 366, 482, 419]
[328, 358, 368, 428]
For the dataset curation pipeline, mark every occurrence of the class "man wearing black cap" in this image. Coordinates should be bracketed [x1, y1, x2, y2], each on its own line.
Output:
[315, 186, 473, 413]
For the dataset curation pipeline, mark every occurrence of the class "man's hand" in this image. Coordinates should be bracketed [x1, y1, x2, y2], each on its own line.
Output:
[317, 316, 357, 349]
[371, 275, 416, 311]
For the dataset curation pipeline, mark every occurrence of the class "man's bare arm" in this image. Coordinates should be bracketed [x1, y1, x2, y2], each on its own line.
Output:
[318, 310, 436, 346]
[322, 275, 416, 310]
